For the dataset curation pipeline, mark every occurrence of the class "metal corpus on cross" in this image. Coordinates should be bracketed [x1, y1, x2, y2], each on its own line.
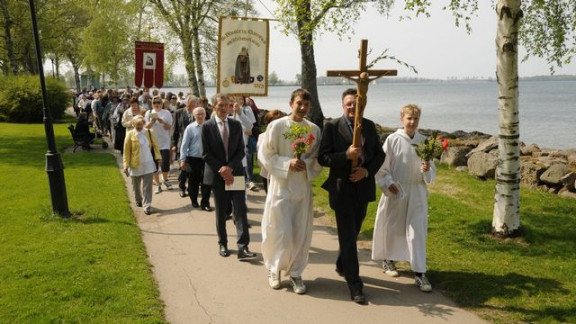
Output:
[327, 39, 397, 168]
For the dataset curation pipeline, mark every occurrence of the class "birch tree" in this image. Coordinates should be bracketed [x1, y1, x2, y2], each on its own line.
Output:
[493, 1, 522, 237]
[273, 0, 394, 128]
[403, 0, 576, 238]
[149, 0, 253, 96]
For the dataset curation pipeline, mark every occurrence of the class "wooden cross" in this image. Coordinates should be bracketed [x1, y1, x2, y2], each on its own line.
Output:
[327, 39, 397, 167]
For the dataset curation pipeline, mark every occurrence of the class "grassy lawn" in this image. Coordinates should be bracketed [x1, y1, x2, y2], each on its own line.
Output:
[310, 164, 576, 323]
[0, 123, 165, 323]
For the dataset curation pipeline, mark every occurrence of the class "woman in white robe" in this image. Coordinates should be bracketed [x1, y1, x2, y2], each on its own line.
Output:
[257, 89, 322, 294]
[372, 104, 436, 292]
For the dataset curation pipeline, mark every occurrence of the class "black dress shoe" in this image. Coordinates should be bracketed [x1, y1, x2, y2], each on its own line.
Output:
[201, 206, 214, 212]
[237, 247, 257, 259]
[351, 291, 367, 305]
[179, 189, 187, 198]
[191, 202, 200, 208]
[219, 245, 229, 257]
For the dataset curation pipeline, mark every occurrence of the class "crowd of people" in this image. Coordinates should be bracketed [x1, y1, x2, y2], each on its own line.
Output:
[73, 86, 437, 304]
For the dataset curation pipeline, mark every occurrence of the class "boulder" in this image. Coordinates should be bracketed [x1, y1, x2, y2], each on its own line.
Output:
[521, 143, 541, 156]
[537, 156, 567, 169]
[467, 152, 498, 179]
[532, 151, 550, 158]
[466, 136, 498, 157]
[568, 153, 576, 167]
[540, 163, 569, 187]
[558, 189, 576, 199]
[440, 146, 472, 167]
[520, 161, 544, 188]
[561, 172, 576, 192]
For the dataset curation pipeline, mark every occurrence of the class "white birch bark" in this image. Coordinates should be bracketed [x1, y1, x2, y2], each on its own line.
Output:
[493, 1, 523, 237]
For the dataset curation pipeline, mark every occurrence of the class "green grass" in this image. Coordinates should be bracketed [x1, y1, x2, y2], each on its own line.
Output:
[310, 163, 576, 323]
[0, 123, 165, 323]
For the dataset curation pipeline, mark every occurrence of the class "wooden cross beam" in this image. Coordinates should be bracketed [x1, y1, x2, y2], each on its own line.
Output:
[327, 39, 397, 168]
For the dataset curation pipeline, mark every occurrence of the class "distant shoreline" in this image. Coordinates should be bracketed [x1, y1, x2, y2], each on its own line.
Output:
[160, 75, 576, 88]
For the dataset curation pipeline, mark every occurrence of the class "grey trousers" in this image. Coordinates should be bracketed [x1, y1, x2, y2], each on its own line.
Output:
[131, 172, 154, 210]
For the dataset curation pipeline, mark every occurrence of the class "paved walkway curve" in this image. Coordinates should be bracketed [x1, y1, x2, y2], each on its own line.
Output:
[86, 136, 485, 324]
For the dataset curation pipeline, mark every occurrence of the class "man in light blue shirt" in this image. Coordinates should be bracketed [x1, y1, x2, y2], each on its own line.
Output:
[180, 107, 213, 211]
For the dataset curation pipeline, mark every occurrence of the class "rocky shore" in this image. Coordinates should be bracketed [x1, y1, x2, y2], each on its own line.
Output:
[375, 125, 576, 199]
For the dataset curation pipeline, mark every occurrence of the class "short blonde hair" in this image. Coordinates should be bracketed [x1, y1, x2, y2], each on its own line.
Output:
[400, 104, 421, 118]
[132, 115, 145, 127]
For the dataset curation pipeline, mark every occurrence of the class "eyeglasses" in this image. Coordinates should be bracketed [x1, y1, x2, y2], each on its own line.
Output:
[153, 101, 161, 104]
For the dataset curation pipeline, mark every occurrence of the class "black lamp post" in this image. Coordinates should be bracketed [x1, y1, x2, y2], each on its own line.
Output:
[29, 0, 70, 217]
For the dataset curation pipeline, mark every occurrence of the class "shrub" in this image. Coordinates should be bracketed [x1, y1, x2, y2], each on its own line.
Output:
[0, 75, 70, 123]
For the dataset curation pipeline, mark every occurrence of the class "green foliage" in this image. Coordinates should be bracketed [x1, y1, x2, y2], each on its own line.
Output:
[413, 131, 444, 161]
[0, 123, 165, 322]
[0, 75, 69, 123]
[402, 0, 576, 72]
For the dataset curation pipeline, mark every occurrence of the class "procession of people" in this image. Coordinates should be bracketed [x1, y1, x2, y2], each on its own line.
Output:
[74, 85, 438, 305]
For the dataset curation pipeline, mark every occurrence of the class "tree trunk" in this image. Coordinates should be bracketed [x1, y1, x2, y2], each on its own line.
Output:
[55, 54, 61, 79]
[296, 0, 324, 129]
[24, 42, 37, 74]
[0, 0, 18, 75]
[182, 34, 200, 96]
[492, 1, 523, 238]
[73, 64, 81, 92]
[192, 26, 206, 98]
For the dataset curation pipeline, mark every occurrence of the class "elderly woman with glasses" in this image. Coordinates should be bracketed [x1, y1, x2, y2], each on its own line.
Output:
[123, 115, 161, 215]
[145, 95, 174, 194]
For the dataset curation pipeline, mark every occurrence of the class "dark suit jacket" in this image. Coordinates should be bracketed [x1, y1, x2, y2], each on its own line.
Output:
[171, 107, 193, 149]
[202, 117, 246, 188]
[318, 116, 385, 209]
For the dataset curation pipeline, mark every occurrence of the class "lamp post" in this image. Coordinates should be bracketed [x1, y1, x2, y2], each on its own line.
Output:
[28, 0, 70, 217]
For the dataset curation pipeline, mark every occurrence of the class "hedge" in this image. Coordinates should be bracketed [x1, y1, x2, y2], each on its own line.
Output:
[0, 75, 70, 123]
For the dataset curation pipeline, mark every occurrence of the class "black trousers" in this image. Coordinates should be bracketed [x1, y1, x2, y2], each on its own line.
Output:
[185, 157, 211, 207]
[212, 184, 250, 249]
[178, 169, 188, 191]
[334, 198, 368, 295]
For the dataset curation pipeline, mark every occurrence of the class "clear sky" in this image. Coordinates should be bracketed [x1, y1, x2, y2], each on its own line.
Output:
[253, 1, 576, 81]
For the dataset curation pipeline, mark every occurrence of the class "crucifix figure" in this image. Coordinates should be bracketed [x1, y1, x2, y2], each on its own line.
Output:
[327, 39, 397, 167]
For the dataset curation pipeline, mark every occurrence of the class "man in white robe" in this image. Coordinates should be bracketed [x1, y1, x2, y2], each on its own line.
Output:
[258, 89, 322, 295]
[372, 104, 436, 292]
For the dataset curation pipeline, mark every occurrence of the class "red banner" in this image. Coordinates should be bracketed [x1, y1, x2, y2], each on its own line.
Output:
[135, 41, 164, 88]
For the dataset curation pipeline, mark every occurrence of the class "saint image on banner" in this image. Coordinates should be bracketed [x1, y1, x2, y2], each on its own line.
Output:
[143, 53, 156, 70]
[234, 47, 252, 84]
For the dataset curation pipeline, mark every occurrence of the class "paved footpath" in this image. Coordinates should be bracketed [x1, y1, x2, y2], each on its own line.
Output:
[113, 152, 485, 324]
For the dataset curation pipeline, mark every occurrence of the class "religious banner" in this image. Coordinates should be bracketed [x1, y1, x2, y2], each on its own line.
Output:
[135, 41, 164, 89]
[217, 17, 269, 96]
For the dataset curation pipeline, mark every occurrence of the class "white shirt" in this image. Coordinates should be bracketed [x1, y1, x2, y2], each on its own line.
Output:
[145, 109, 173, 150]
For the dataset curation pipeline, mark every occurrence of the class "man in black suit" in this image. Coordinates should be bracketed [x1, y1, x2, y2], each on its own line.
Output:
[172, 95, 197, 197]
[318, 88, 386, 304]
[202, 93, 256, 259]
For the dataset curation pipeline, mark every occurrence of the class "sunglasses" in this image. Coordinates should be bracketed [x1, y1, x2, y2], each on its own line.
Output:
[153, 101, 162, 104]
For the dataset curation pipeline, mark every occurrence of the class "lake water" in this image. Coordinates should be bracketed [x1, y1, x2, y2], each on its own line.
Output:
[170, 80, 576, 149]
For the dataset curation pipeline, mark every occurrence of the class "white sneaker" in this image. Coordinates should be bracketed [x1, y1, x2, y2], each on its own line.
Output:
[247, 181, 258, 191]
[155, 186, 162, 194]
[268, 270, 280, 289]
[415, 274, 432, 292]
[164, 180, 173, 190]
[382, 260, 399, 277]
[290, 276, 306, 295]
